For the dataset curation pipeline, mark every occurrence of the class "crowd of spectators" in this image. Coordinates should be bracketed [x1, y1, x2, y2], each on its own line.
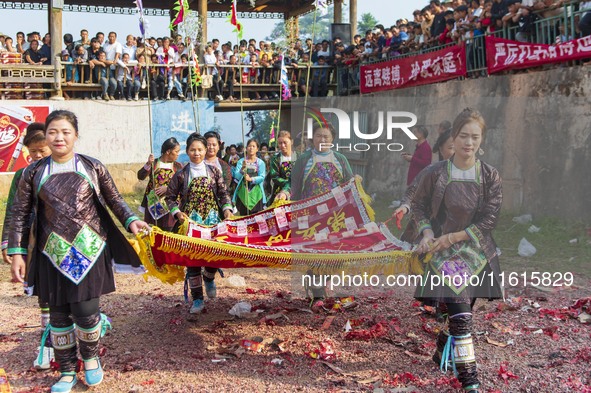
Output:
[1, 0, 590, 100]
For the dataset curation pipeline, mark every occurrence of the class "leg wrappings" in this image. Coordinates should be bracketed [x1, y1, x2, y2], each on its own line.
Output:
[49, 325, 77, 372]
[74, 312, 101, 361]
[203, 267, 217, 281]
[444, 311, 480, 390]
[433, 329, 449, 365]
[40, 306, 50, 329]
[45, 311, 77, 372]
[304, 269, 327, 300]
[186, 268, 204, 301]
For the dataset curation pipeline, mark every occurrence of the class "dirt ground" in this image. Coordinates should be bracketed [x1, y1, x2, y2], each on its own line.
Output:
[1, 263, 591, 393]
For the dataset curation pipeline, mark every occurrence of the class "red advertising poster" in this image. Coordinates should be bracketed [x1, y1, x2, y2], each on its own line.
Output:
[486, 35, 591, 74]
[359, 43, 467, 94]
[0, 105, 51, 173]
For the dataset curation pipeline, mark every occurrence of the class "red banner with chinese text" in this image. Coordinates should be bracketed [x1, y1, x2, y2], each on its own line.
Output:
[486, 35, 591, 74]
[359, 44, 466, 94]
[137, 179, 417, 284]
[0, 105, 51, 173]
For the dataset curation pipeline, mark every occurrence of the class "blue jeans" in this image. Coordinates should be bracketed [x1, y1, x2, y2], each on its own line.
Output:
[100, 77, 117, 96]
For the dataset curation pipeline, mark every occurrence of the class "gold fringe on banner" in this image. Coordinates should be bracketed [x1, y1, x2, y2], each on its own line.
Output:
[136, 227, 420, 284]
[135, 230, 186, 284]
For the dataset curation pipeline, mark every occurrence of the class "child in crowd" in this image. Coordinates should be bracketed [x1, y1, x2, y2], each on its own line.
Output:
[1, 123, 54, 370]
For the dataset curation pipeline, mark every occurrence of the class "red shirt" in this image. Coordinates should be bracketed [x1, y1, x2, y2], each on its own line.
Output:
[407, 140, 432, 186]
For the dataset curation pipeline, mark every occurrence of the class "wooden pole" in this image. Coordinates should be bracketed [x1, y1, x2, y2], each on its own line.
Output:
[49, 0, 63, 99]
[334, 0, 342, 24]
[197, 0, 207, 60]
[349, 0, 358, 40]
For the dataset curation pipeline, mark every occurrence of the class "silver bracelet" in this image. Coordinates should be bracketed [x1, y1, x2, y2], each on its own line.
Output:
[448, 233, 455, 245]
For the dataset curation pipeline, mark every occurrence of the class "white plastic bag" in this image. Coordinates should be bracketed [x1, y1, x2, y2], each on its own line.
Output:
[225, 275, 246, 288]
[512, 214, 533, 224]
[228, 301, 252, 318]
[518, 238, 536, 257]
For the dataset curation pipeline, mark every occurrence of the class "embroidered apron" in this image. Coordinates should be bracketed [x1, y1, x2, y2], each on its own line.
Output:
[302, 162, 343, 199]
[39, 170, 106, 285]
[184, 176, 220, 225]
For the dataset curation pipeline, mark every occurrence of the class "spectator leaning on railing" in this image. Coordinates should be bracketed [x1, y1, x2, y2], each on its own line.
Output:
[6, 0, 589, 101]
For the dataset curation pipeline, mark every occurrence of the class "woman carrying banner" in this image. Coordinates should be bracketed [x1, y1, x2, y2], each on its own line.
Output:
[1, 123, 55, 370]
[412, 108, 503, 393]
[204, 131, 233, 190]
[395, 128, 455, 243]
[165, 133, 234, 314]
[232, 138, 267, 216]
[290, 125, 353, 201]
[268, 130, 297, 205]
[8, 110, 149, 392]
[290, 125, 354, 303]
[137, 137, 183, 230]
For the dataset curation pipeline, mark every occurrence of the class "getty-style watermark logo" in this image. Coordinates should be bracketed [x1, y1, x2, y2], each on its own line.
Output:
[305, 108, 418, 152]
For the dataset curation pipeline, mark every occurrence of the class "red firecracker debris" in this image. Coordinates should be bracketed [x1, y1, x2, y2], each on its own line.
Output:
[498, 362, 519, 383]
[246, 288, 271, 295]
[344, 322, 388, 341]
[543, 326, 560, 340]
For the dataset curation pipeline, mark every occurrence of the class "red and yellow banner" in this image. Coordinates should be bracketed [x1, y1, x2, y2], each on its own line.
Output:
[360, 44, 466, 94]
[137, 178, 419, 284]
[486, 35, 591, 74]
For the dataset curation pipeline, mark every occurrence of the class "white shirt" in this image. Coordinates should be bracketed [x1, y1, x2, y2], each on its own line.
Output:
[206, 158, 222, 172]
[103, 41, 123, 61]
[317, 49, 330, 58]
[122, 44, 137, 61]
[189, 162, 208, 180]
[450, 162, 477, 181]
[156, 46, 175, 64]
[204, 53, 218, 75]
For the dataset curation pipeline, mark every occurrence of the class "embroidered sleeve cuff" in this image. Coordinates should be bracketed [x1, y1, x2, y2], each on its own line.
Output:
[465, 225, 482, 248]
[1, 241, 7, 250]
[417, 220, 432, 234]
[124, 216, 140, 231]
[7, 247, 27, 255]
[221, 204, 233, 212]
[170, 207, 180, 217]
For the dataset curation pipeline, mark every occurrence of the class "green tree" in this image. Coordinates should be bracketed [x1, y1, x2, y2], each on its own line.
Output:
[266, 5, 336, 45]
[358, 12, 379, 35]
[245, 110, 275, 145]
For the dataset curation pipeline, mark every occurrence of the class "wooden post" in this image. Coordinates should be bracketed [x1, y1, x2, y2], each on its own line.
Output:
[49, 0, 63, 99]
[349, 0, 357, 40]
[334, 0, 342, 24]
[197, 0, 207, 59]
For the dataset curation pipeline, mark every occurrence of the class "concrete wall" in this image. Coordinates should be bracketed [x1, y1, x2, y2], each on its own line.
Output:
[362, 66, 591, 222]
[1, 100, 153, 196]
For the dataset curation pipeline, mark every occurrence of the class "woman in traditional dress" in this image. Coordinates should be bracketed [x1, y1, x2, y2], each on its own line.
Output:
[204, 131, 233, 190]
[291, 125, 353, 201]
[165, 133, 233, 314]
[412, 108, 503, 393]
[268, 130, 297, 205]
[8, 110, 149, 392]
[290, 125, 354, 302]
[137, 137, 183, 230]
[232, 139, 267, 216]
[396, 128, 455, 243]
